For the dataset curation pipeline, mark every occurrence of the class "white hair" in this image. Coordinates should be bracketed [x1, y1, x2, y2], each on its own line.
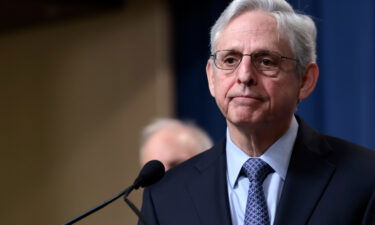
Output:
[210, 0, 317, 76]
[140, 118, 213, 153]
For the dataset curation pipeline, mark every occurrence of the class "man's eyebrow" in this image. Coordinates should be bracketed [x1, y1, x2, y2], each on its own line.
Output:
[217, 48, 278, 55]
[217, 48, 241, 52]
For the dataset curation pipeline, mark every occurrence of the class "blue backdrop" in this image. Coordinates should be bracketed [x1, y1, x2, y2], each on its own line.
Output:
[170, 0, 375, 150]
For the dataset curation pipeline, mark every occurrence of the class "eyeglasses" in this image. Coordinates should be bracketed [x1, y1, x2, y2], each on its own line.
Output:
[210, 50, 297, 76]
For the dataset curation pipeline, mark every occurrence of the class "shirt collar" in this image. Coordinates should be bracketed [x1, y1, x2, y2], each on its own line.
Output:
[226, 116, 298, 188]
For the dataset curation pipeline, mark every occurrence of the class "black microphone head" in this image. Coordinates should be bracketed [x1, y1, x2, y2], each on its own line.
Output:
[133, 160, 165, 189]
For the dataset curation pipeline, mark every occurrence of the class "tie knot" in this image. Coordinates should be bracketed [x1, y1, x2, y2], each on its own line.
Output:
[242, 158, 273, 183]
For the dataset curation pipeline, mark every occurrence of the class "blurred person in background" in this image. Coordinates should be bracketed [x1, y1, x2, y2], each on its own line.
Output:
[139, 118, 212, 171]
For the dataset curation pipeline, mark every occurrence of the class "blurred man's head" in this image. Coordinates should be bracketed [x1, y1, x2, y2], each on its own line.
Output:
[140, 119, 213, 171]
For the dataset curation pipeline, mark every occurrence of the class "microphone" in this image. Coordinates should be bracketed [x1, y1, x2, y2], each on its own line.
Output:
[63, 160, 165, 225]
[133, 160, 165, 190]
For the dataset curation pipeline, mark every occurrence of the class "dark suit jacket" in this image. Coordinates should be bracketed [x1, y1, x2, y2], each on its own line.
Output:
[140, 118, 375, 225]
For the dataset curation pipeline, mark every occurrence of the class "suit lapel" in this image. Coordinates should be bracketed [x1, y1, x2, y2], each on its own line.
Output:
[274, 117, 336, 225]
[187, 140, 233, 225]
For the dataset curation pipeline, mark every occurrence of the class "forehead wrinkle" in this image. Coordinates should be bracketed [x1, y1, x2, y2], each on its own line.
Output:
[216, 24, 287, 54]
[217, 30, 283, 53]
[214, 11, 288, 53]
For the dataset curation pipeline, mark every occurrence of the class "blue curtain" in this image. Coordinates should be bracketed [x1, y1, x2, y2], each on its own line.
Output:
[171, 0, 375, 150]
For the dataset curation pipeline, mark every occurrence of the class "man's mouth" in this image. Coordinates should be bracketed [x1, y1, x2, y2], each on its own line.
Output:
[230, 95, 263, 105]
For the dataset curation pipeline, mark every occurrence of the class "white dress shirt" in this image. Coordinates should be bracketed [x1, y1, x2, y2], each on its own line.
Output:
[226, 116, 298, 225]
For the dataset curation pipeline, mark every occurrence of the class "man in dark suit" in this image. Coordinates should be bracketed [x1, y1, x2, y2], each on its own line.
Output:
[139, 0, 375, 224]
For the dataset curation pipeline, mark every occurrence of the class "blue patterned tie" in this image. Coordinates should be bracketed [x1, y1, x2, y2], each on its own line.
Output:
[242, 158, 274, 225]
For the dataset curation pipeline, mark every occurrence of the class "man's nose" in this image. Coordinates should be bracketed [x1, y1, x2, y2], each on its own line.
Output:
[236, 55, 257, 86]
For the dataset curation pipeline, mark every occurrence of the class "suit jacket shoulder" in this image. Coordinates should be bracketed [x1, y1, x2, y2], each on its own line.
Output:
[325, 134, 375, 172]
[274, 116, 375, 225]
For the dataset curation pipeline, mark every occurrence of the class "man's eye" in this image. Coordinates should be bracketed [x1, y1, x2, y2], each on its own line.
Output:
[260, 58, 276, 66]
[223, 56, 239, 64]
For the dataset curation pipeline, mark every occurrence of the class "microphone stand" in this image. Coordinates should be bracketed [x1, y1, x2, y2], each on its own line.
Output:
[63, 185, 135, 225]
[124, 194, 150, 225]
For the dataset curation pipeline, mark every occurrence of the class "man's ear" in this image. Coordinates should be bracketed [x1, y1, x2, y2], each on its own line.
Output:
[206, 60, 216, 97]
[298, 62, 319, 101]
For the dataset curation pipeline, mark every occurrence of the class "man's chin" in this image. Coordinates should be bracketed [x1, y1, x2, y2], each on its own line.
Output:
[227, 115, 259, 127]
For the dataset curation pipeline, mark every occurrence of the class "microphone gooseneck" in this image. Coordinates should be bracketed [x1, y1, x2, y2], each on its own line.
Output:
[63, 160, 165, 225]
